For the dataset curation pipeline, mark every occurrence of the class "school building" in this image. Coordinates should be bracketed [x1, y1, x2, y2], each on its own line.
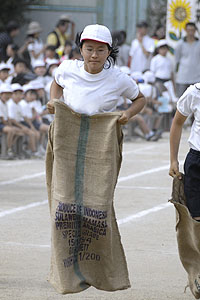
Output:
[20, 0, 150, 44]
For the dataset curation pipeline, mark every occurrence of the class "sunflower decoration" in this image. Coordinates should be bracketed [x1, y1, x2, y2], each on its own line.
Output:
[169, 0, 192, 31]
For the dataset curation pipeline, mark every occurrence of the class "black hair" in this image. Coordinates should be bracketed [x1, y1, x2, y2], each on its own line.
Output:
[13, 58, 28, 67]
[8, 43, 19, 52]
[136, 21, 148, 28]
[6, 21, 19, 33]
[68, 46, 81, 59]
[46, 45, 57, 52]
[75, 32, 118, 69]
[185, 22, 197, 29]
[65, 40, 73, 47]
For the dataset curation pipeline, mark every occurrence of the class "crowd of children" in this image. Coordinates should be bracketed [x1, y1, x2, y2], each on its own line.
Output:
[0, 17, 190, 159]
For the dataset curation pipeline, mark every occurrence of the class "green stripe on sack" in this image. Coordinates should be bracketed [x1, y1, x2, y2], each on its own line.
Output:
[74, 115, 90, 289]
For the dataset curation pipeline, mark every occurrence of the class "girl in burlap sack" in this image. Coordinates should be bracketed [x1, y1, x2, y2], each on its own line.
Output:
[46, 24, 146, 294]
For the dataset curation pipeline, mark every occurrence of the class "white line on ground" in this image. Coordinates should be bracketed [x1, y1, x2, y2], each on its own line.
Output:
[118, 202, 172, 225]
[0, 200, 48, 218]
[0, 172, 45, 186]
[117, 185, 169, 190]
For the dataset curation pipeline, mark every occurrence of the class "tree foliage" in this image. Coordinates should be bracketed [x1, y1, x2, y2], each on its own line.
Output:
[0, 0, 43, 31]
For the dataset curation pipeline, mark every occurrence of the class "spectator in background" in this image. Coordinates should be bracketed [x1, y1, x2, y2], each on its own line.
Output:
[112, 30, 130, 66]
[45, 45, 58, 61]
[60, 40, 73, 62]
[6, 44, 19, 74]
[0, 62, 11, 84]
[128, 21, 154, 73]
[175, 22, 200, 97]
[0, 83, 24, 158]
[68, 46, 82, 60]
[26, 21, 46, 68]
[0, 21, 20, 62]
[46, 14, 75, 57]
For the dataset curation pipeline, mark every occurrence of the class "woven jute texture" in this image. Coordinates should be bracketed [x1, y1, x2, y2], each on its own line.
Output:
[46, 100, 130, 294]
[170, 174, 200, 299]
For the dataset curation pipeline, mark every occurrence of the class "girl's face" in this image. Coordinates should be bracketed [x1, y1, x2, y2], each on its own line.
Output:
[80, 40, 111, 74]
[158, 46, 168, 56]
[34, 66, 46, 76]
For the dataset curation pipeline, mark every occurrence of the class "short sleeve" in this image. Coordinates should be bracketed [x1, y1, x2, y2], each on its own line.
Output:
[54, 60, 72, 88]
[177, 86, 193, 116]
[117, 71, 139, 100]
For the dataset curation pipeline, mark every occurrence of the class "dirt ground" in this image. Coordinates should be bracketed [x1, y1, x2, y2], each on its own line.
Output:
[0, 130, 195, 300]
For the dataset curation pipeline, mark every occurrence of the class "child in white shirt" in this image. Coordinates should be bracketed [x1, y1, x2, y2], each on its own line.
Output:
[169, 83, 200, 220]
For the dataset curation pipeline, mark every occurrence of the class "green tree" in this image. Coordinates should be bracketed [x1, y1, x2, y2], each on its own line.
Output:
[0, 0, 43, 30]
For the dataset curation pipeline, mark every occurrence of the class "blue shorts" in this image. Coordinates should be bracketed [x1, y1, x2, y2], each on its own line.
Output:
[20, 121, 30, 128]
[184, 148, 200, 217]
[32, 119, 41, 131]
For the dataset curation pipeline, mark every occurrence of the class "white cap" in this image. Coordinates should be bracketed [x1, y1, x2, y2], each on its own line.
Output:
[0, 83, 12, 93]
[156, 39, 168, 49]
[0, 62, 10, 71]
[32, 60, 46, 69]
[120, 66, 131, 75]
[23, 83, 36, 93]
[46, 58, 59, 68]
[143, 71, 155, 84]
[80, 24, 112, 47]
[11, 83, 23, 92]
[31, 79, 45, 89]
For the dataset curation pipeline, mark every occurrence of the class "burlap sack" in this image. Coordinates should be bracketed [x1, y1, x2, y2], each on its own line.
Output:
[46, 100, 130, 294]
[170, 174, 200, 299]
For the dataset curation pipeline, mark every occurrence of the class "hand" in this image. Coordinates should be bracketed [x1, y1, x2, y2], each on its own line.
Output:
[118, 111, 131, 125]
[137, 33, 143, 44]
[47, 100, 55, 114]
[169, 161, 182, 179]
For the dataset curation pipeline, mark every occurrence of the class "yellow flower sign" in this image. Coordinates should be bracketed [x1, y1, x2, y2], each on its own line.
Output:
[169, 0, 192, 30]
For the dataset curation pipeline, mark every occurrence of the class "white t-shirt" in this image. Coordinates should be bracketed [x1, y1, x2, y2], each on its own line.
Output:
[19, 99, 33, 119]
[29, 100, 43, 114]
[150, 54, 172, 79]
[0, 100, 8, 121]
[55, 60, 139, 115]
[177, 84, 200, 151]
[129, 35, 155, 72]
[7, 99, 24, 122]
[28, 38, 44, 67]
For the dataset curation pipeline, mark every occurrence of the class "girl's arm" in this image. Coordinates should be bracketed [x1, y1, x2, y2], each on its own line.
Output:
[169, 110, 187, 179]
[47, 80, 63, 114]
[118, 91, 146, 124]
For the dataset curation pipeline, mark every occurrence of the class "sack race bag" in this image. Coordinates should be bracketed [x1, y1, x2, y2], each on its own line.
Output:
[170, 174, 200, 299]
[46, 100, 130, 294]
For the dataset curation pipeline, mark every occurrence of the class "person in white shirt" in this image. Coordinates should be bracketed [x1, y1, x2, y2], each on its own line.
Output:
[169, 83, 200, 220]
[8, 83, 39, 155]
[128, 21, 155, 73]
[0, 83, 24, 158]
[150, 39, 175, 92]
[27, 21, 45, 68]
[47, 24, 145, 121]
